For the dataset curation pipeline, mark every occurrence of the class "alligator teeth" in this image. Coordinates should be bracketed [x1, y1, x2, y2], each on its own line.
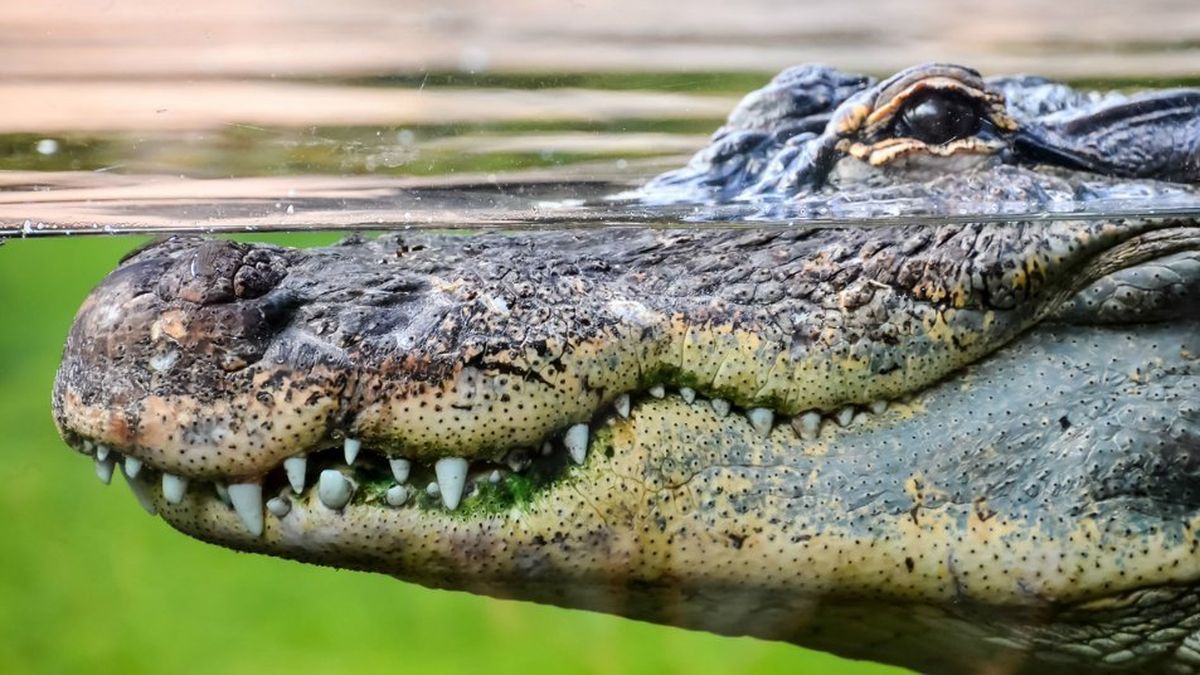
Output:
[228, 483, 264, 536]
[344, 438, 362, 465]
[747, 408, 774, 436]
[123, 469, 158, 515]
[711, 398, 731, 418]
[835, 406, 855, 427]
[614, 394, 631, 418]
[679, 387, 696, 404]
[564, 423, 589, 465]
[425, 481, 440, 497]
[266, 496, 291, 518]
[215, 482, 232, 506]
[124, 456, 143, 479]
[162, 473, 188, 504]
[870, 400, 888, 415]
[389, 458, 411, 484]
[95, 444, 110, 462]
[386, 485, 409, 507]
[318, 470, 353, 510]
[283, 456, 307, 494]
[488, 469, 502, 483]
[541, 441, 554, 456]
[95, 457, 115, 485]
[648, 384, 665, 399]
[435, 458, 468, 510]
[82, 440, 94, 455]
[793, 411, 822, 441]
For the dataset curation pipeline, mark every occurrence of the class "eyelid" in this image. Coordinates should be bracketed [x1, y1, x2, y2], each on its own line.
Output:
[846, 136, 1009, 166]
[861, 78, 1017, 140]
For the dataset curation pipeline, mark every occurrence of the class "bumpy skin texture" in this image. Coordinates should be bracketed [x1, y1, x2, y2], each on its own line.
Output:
[53, 63, 1200, 674]
[635, 62, 1200, 208]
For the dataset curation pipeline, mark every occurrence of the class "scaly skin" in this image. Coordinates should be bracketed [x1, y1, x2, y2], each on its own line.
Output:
[53, 63, 1200, 673]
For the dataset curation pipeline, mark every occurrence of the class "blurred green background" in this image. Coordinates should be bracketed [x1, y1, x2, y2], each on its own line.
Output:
[0, 235, 905, 675]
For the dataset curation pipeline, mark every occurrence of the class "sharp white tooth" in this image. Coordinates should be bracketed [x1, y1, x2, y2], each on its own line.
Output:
[747, 408, 774, 436]
[870, 400, 888, 415]
[95, 457, 115, 485]
[162, 473, 188, 504]
[614, 393, 631, 418]
[435, 458, 468, 510]
[228, 483, 264, 536]
[95, 444, 110, 462]
[564, 423, 589, 465]
[425, 481, 440, 496]
[215, 482, 231, 506]
[317, 470, 353, 510]
[386, 485, 409, 506]
[283, 456, 307, 494]
[389, 458, 411, 484]
[711, 398, 731, 417]
[488, 469, 502, 483]
[835, 406, 855, 427]
[81, 440, 95, 455]
[648, 384, 665, 399]
[679, 387, 696, 404]
[343, 438, 362, 465]
[122, 468, 157, 515]
[124, 456, 143, 479]
[793, 411, 822, 441]
[266, 496, 291, 518]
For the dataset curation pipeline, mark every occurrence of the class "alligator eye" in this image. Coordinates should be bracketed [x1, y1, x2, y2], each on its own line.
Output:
[898, 92, 982, 145]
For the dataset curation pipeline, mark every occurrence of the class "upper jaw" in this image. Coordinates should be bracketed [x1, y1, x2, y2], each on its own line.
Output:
[53, 219, 1200, 541]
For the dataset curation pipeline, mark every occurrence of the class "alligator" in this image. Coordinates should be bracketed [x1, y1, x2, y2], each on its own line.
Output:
[52, 64, 1200, 673]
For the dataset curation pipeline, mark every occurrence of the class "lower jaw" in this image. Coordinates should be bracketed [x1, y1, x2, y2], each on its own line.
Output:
[155, 472, 1200, 675]
[152, 319, 1200, 591]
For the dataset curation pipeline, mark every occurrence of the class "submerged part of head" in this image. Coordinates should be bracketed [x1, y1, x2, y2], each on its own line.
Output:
[52, 62, 1200, 674]
[159, 320, 1200, 675]
[53, 219, 1200, 673]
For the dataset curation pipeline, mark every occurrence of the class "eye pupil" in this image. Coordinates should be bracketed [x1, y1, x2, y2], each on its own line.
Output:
[900, 93, 981, 145]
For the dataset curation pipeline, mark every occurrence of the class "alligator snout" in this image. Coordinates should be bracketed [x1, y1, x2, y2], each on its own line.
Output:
[53, 238, 352, 485]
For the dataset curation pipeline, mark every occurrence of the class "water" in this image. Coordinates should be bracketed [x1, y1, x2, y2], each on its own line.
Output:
[3, 0, 1200, 238]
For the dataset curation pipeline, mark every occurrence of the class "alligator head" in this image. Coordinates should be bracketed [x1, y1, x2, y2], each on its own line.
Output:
[53, 64, 1200, 674]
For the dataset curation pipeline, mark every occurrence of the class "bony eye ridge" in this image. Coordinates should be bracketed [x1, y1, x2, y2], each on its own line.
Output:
[897, 92, 983, 145]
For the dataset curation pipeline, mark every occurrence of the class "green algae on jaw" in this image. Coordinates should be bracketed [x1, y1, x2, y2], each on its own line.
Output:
[352, 428, 597, 519]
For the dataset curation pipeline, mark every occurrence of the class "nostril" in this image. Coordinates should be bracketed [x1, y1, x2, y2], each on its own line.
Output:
[157, 240, 287, 305]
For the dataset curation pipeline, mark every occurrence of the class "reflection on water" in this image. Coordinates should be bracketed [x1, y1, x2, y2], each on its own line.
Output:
[3, 71, 1200, 238]
[1, 0, 1198, 237]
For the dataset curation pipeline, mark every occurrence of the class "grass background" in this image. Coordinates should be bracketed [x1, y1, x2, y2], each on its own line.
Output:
[0, 234, 906, 674]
